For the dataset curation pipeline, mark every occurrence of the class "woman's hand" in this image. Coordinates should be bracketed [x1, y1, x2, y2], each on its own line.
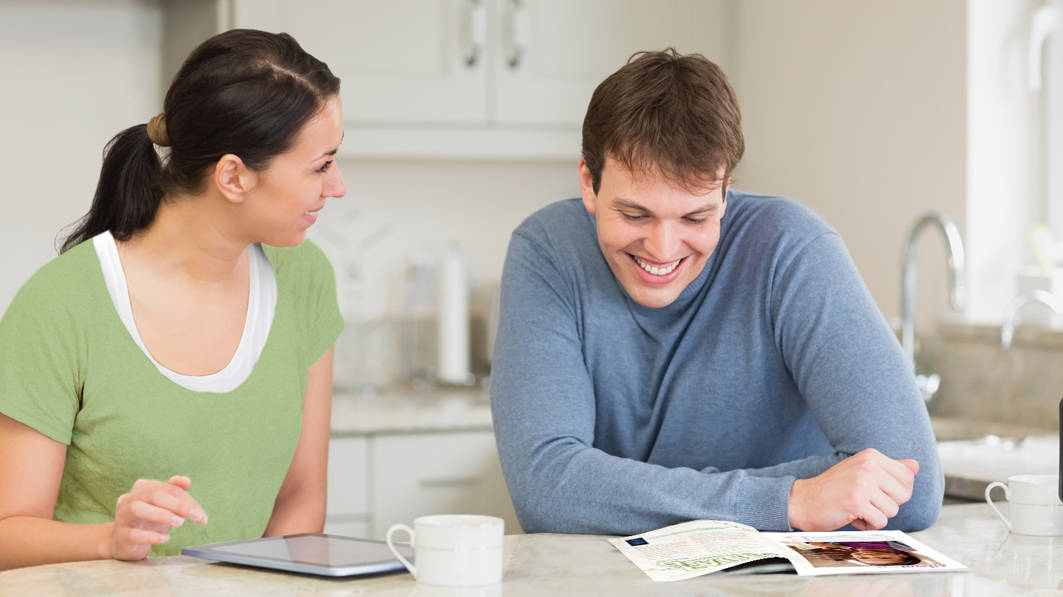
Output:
[110, 475, 207, 560]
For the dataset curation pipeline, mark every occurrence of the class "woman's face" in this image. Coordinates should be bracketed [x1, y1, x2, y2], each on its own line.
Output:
[851, 549, 911, 565]
[243, 95, 346, 246]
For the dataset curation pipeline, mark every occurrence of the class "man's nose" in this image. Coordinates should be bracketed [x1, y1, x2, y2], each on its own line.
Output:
[643, 221, 681, 259]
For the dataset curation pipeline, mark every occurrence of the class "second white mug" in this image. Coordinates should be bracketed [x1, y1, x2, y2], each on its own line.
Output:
[386, 514, 504, 586]
[985, 473, 1063, 536]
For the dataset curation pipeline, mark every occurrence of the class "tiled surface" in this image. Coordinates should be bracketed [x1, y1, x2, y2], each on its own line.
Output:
[920, 323, 1063, 431]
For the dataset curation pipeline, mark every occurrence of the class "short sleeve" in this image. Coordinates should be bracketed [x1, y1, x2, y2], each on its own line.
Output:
[0, 258, 85, 445]
[291, 240, 344, 368]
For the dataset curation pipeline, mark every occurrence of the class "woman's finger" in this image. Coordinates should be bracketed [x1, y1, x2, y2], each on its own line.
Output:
[149, 487, 208, 525]
[168, 475, 192, 491]
[124, 525, 170, 546]
[129, 499, 186, 528]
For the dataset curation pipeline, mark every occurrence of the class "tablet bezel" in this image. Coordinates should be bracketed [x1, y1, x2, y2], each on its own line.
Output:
[182, 532, 411, 577]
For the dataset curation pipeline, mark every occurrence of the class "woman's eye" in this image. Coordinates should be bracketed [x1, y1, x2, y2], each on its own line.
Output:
[316, 160, 333, 173]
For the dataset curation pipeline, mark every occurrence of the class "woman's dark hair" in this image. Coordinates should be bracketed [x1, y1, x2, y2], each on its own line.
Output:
[60, 29, 340, 252]
[581, 47, 743, 194]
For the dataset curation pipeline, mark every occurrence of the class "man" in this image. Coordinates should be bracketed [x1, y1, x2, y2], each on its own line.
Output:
[490, 49, 942, 534]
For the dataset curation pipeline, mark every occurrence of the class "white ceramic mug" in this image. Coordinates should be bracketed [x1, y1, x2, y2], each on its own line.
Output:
[386, 514, 504, 586]
[985, 473, 1063, 536]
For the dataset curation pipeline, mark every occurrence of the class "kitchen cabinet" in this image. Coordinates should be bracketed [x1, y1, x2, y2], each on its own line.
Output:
[324, 435, 370, 538]
[162, 0, 730, 159]
[324, 430, 518, 539]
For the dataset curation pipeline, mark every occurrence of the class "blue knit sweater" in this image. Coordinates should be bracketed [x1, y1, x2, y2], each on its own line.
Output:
[490, 192, 943, 534]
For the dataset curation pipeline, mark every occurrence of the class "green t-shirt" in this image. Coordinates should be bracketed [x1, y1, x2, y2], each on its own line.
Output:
[0, 239, 343, 556]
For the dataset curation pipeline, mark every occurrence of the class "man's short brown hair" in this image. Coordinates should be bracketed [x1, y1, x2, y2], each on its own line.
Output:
[581, 48, 744, 194]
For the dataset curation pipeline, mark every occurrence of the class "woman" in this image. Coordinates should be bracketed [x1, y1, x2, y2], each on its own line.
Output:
[0, 29, 346, 569]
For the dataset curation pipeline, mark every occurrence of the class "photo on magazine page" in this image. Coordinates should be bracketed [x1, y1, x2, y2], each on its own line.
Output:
[764, 531, 967, 575]
[783, 539, 938, 569]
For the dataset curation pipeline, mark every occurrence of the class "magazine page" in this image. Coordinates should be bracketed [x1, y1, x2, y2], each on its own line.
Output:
[607, 520, 797, 582]
[760, 530, 968, 576]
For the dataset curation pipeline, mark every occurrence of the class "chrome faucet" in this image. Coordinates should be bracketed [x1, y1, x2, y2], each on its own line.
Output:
[900, 213, 968, 401]
[1000, 290, 1063, 349]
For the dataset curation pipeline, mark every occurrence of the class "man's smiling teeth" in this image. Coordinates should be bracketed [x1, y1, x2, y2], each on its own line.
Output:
[632, 255, 681, 276]
[304, 210, 319, 216]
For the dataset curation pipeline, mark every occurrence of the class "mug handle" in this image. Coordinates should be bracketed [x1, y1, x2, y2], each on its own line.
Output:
[985, 481, 1012, 531]
[386, 523, 417, 578]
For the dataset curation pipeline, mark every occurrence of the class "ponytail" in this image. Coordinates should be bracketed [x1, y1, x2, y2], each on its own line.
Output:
[59, 29, 339, 253]
[60, 124, 164, 253]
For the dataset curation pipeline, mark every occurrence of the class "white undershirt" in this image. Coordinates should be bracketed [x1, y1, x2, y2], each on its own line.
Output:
[93, 231, 277, 393]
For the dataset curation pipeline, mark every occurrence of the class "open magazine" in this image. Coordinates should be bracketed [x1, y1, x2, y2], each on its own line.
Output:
[609, 520, 966, 582]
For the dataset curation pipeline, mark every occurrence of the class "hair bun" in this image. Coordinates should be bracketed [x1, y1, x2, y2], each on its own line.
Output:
[146, 113, 170, 147]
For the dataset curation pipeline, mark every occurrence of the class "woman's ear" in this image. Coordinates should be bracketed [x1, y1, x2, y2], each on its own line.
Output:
[213, 154, 256, 204]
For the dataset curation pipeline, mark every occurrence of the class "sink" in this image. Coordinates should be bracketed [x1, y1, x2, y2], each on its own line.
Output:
[931, 416, 1057, 500]
[933, 425, 1057, 501]
[931, 416, 1052, 442]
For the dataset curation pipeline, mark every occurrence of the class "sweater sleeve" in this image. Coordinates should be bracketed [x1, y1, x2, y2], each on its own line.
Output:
[766, 232, 943, 531]
[491, 225, 942, 535]
[491, 231, 797, 534]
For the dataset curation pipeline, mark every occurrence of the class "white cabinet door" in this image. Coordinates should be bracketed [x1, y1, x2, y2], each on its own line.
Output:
[492, 0, 731, 126]
[370, 431, 519, 539]
[327, 436, 369, 517]
[232, 0, 489, 125]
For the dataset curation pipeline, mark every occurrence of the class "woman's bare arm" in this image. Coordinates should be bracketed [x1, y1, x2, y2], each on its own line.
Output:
[0, 414, 206, 570]
[262, 347, 334, 536]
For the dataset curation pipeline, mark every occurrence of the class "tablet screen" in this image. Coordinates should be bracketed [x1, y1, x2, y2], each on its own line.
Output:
[183, 533, 412, 576]
[210, 534, 397, 566]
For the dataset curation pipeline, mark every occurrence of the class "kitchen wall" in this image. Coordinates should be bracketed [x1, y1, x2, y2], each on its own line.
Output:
[0, 0, 163, 312]
[0, 1, 1044, 388]
[729, 0, 968, 330]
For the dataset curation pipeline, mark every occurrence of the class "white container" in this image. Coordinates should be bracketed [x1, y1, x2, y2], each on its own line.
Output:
[386, 514, 504, 586]
[986, 474, 1063, 536]
[437, 244, 472, 385]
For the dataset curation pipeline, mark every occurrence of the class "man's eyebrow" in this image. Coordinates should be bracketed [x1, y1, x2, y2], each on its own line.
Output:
[612, 198, 718, 217]
[612, 198, 651, 212]
[683, 204, 718, 216]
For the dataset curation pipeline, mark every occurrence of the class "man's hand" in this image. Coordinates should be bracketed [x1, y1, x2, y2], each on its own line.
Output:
[787, 449, 919, 531]
[109, 475, 208, 561]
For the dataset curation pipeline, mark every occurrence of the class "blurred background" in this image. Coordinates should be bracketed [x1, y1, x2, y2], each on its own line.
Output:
[0, 0, 1060, 535]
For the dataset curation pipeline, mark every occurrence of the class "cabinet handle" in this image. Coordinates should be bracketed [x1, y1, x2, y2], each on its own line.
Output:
[505, 0, 528, 70]
[419, 477, 478, 488]
[463, 0, 487, 68]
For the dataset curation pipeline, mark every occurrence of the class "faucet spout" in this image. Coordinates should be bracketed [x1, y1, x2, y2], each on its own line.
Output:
[1000, 290, 1063, 349]
[900, 213, 967, 402]
[901, 213, 968, 367]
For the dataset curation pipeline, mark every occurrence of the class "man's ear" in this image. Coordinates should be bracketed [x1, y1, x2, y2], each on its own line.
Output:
[719, 176, 732, 218]
[213, 154, 256, 204]
[579, 159, 598, 215]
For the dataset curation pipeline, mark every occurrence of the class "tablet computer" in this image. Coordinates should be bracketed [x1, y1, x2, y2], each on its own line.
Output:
[182, 533, 413, 577]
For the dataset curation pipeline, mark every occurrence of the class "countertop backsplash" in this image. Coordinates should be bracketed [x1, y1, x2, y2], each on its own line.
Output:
[921, 321, 1063, 431]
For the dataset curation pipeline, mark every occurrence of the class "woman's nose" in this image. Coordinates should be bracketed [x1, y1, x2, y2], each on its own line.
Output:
[325, 165, 346, 199]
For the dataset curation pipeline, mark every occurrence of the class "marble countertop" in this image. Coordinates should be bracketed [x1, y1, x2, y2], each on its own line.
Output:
[330, 388, 491, 435]
[2, 503, 1059, 596]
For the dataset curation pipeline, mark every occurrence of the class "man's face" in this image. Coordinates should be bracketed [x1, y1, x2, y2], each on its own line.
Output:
[580, 156, 727, 309]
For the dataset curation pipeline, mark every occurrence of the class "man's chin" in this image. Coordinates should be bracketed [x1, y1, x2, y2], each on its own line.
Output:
[624, 285, 682, 309]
